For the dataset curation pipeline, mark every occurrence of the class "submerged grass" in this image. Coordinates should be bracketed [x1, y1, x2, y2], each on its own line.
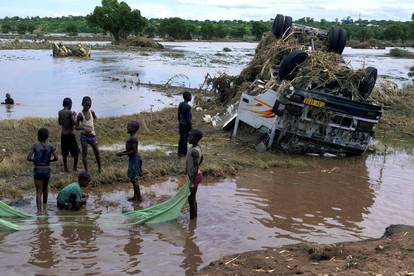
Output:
[372, 85, 414, 143]
[388, 48, 414, 59]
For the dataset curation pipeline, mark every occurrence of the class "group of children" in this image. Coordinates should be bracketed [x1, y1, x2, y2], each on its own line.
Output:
[24, 92, 203, 220]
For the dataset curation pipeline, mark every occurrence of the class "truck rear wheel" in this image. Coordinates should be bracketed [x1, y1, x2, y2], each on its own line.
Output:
[327, 27, 347, 54]
[278, 50, 308, 80]
[358, 67, 377, 99]
[272, 14, 285, 38]
[282, 16, 293, 37]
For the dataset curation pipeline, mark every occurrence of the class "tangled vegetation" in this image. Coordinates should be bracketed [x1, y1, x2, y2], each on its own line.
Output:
[389, 48, 414, 59]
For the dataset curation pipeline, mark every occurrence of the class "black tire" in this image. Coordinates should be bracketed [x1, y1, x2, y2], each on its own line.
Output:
[358, 67, 377, 99]
[336, 28, 347, 54]
[327, 27, 340, 52]
[282, 16, 293, 37]
[328, 27, 347, 54]
[278, 50, 309, 81]
[272, 14, 285, 38]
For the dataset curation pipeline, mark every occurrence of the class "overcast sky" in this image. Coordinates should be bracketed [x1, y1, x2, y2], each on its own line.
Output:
[0, 0, 412, 21]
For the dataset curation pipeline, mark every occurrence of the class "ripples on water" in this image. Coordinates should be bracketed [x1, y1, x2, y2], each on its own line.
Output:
[0, 149, 413, 274]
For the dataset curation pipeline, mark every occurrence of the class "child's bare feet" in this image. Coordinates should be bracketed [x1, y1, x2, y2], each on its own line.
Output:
[127, 196, 142, 202]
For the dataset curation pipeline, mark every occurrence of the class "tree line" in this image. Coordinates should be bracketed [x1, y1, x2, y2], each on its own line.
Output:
[0, 0, 413, 44]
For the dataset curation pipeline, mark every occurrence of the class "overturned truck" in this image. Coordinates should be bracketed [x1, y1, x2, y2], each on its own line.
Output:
[230, 14, 382, 155]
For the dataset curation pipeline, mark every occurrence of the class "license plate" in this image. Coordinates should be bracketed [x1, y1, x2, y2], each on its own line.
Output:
[303, 98, 325, 108]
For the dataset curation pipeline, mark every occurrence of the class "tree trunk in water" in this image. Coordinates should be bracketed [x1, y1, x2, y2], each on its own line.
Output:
[112, 32, 120, 45]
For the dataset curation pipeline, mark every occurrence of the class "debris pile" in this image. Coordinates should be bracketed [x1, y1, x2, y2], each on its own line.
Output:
[52, 42, 91, 58]
[125, 36, 164, 49]
[205, 31, 374, 105]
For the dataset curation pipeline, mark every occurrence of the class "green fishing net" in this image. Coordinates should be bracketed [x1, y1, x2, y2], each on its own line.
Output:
[0, 180, 190, 231]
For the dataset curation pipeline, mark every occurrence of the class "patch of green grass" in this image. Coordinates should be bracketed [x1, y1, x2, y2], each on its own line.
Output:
[388, 48, 414, 59]
[0, 179, 24, 199]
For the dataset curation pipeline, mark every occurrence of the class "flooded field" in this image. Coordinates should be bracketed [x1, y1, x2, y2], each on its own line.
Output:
[0, 149, 413, 275]
[0, 42, 412, 119]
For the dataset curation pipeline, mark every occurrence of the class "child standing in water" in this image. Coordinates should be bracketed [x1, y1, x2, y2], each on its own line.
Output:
[1, 93, 14, 105]
[186, 129, 204, 220]
[27, 128, 58, 213]
[76, 96, 101, 173]
[58, 97, 79, 173]
[117, 121, 142, 201]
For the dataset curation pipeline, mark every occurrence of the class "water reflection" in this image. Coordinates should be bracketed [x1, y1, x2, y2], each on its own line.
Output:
[182, 220, 203, 275]
[57, 210, 103, 274]
[235, 156, 375, 242]
[29, 217, 57, 269]
[123, 227, 142, 275]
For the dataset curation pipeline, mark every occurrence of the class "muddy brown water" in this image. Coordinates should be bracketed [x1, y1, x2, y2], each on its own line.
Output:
[1, 44, 413, 119]
[0, 150, 414, 275]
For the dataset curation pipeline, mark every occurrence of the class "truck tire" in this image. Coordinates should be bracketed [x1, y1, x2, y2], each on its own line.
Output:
[327, 27, 340, 52]
[272, 14, 285, 38]
[328, 27, 347, 54]
[282, 16, 293, 37]
[336, 28, 347, 54]
[278, 50, 308, 81]
[358, 67, 377, 99]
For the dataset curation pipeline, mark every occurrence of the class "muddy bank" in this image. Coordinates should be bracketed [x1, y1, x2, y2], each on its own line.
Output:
[198, 225, 414, 275]
[348, 39, 414, 49]
[0, 33, 111, 42]
[0, 39, 165, 52]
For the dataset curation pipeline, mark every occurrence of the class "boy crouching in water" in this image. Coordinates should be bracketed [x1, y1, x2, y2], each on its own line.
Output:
[117, 121, 142, 201]
[27, 128, 58, 213]
[57, 172, 91, 210]
[186, 129, 204, 220]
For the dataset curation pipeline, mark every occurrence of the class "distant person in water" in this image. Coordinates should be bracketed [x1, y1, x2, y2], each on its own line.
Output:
[57, 171, 90, 210]
[1, 93, 14, 105]
[76, 96, 101, 173]
[27, 128, 58, 213]
[58, 97, 79, 173]
[186, 129, 204, 220]
[116, 121, 142, 201]
[178, 91, 192, 157]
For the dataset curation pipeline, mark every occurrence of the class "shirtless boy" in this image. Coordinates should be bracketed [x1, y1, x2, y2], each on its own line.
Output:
[58, 97, 79, 172]
[117, 121, 142, 201]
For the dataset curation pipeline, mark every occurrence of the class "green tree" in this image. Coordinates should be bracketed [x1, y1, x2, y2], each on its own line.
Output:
[251, 21, 268, 40]
[383, 24, 403, 41]
[213, 24, 228, 39]
[65, 23, 79, 36]
[26, 23, 36, 34]
[230, 25, 246, 38]
[158, 17, 194, 39]
[354, 27, 373, 41]
[87, 0, 146, 44]
[144, 23, 157, 38]
[410, 15, 414, 40]
[200, 23, 214, 40]
[17, 22, 27, 34]
[1, 23, 12, 33]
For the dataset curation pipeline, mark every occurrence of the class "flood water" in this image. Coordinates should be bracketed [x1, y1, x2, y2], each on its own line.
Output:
[1, 149, 413, 275]
[0, 42, 412, 119]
